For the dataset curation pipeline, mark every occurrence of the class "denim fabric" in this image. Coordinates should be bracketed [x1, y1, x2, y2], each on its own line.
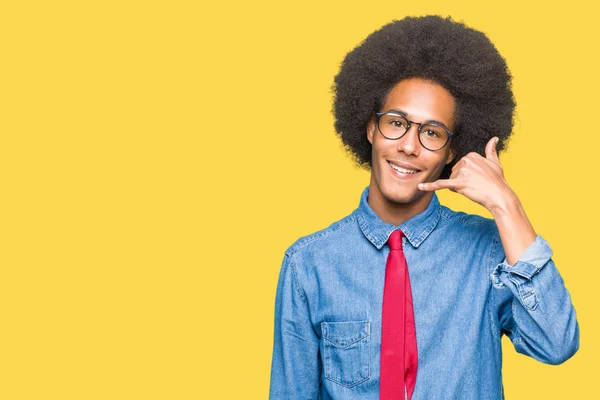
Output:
[269, 185, 579, 399]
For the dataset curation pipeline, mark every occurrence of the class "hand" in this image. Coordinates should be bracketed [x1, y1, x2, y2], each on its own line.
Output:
[418, 137, 515, 212]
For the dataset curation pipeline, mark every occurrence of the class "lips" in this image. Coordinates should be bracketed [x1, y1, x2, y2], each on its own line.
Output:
[387, 160, 421, 174]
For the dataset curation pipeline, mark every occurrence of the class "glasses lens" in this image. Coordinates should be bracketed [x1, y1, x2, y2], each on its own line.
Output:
[420, 124, 449, 150]
[378, 113, 409, 139]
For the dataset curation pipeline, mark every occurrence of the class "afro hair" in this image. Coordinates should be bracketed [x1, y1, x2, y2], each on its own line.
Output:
[332, 15, 516, 179]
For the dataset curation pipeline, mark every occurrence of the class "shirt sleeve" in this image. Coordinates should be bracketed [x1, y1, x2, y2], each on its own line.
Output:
[269, 253, 321, 399]
[489, 233, 580, 365]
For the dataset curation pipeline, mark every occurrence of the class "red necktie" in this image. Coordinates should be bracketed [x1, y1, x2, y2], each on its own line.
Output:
[380, 230, 418, 399]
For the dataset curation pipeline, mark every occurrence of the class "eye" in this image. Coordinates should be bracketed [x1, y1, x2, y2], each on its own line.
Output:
[388, 119, 407, 129]
[422, 128, 441, 138]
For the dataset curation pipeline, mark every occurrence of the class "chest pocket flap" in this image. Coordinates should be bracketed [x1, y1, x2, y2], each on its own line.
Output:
[321, 321, 370, 387]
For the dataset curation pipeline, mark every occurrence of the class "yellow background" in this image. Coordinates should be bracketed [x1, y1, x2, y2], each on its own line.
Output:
[1, 0, 597, 398]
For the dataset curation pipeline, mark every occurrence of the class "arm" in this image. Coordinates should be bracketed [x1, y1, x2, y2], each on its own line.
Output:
[269, 253, 321, 399]
[419, 136, 579, 364]
[489, 230, 579, 365]
[489, 191, 536, 265]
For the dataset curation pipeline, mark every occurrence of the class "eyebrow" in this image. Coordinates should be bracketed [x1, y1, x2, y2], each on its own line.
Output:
[385, 108, 453, 130]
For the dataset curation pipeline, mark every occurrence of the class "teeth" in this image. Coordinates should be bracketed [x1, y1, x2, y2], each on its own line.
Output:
[389, 162, 418, 174]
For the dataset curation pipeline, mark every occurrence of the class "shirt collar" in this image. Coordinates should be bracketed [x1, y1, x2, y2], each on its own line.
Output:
[355, 185, 442, 250]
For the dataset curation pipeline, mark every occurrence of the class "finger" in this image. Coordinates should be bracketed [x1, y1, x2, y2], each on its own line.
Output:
[451, 155, 469, 173]
[418, 179, 460, 191]
[485, 137, 500, 162]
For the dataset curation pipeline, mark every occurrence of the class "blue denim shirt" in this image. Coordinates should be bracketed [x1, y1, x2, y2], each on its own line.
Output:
[269, 185, 579, 399]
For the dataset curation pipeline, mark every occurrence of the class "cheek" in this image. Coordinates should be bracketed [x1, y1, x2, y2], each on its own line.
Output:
[370, 141, 382, 162]
[370, 146, 385, 175]
[372, 138, 392, 158]
[432, 157, 450, 177]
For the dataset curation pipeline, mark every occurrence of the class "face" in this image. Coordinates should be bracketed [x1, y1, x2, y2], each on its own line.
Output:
[367, 78, 456, 216]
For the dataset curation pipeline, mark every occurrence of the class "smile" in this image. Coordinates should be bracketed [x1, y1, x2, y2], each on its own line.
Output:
[388, 161, 420, 176]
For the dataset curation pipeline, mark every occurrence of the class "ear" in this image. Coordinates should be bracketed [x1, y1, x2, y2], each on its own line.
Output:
[367, 117, 375, 144]
[445, 147, 456, 165]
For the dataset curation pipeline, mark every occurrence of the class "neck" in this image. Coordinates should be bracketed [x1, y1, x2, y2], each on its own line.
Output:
[367, 179, 433, 226]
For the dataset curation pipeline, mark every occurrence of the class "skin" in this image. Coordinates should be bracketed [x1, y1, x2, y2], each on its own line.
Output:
[368, 77, 537, 265]
[366, 78, 457, 226]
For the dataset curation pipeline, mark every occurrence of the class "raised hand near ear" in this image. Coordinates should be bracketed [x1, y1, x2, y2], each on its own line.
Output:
[418, 137, 515, 212]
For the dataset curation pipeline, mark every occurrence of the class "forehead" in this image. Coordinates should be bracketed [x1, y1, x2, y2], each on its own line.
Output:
[382, 78, 456, 128]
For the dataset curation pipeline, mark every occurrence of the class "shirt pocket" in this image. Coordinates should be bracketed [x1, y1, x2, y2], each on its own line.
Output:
[321, 320, 370, 388]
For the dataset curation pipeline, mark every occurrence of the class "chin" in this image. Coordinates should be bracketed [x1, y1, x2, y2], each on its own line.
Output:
[387, 191, 422, 205]
[381, 182, 423, 204]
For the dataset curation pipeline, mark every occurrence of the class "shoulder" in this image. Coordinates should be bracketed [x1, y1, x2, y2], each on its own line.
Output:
[284, 212, 358, 260]
[438, 204, 501, 244]
[437, 204, 505, 271]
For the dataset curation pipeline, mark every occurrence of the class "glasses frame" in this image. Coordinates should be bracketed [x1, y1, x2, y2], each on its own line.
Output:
[374, 111, 455, 151]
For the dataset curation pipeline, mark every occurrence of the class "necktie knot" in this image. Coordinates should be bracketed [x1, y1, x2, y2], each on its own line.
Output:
[387, 230, 405, 250]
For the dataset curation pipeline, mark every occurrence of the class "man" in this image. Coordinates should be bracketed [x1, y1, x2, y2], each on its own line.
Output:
[269, 15, 579, 399]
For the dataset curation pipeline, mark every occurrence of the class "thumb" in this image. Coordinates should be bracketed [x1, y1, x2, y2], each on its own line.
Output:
[485, 137, 500, 162]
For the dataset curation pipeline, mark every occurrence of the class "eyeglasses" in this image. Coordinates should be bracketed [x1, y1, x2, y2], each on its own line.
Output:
[375, 111, 454, 151]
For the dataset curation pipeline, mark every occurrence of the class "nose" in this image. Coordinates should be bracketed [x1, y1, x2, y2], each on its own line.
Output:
[396, 124, 420, 156]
